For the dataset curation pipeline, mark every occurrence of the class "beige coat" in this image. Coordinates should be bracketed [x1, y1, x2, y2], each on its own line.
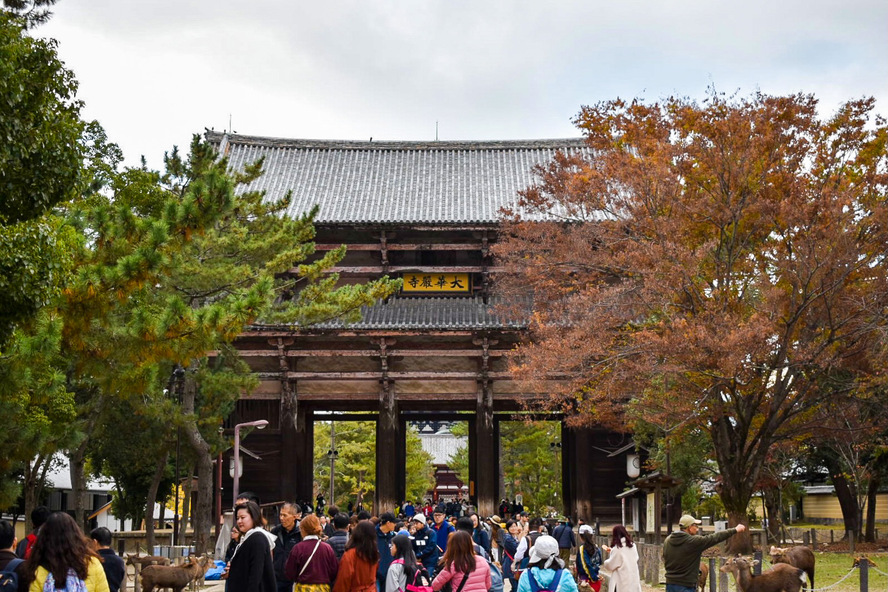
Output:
[602, 539, 642, 592]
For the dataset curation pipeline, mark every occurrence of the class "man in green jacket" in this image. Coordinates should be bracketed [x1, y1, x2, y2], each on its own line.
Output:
[663, 515, 747, 592]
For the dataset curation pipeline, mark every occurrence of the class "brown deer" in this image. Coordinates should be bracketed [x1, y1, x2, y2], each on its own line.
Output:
[140, 555, 211, 592]
[769, 545, 815, 591]
[697, 561, 709, 592]
[720, 556, 807, 592]
[126, 554, 172, 568]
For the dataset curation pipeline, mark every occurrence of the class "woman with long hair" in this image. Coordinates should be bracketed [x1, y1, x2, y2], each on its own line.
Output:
[385, 534, 423, 592]
[432, 531, 490, 592]
[226, 501, 277, 592]
[514, 534, 578, 592]
[601, 525, 641, 592]
[23, 512, 110, 591]
[332, 520, 378, 592]
[286, 514, 340, 592]
[575, 526, 602, 592]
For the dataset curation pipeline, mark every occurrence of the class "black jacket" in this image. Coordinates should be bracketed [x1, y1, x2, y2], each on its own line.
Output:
[228, 531, 277, 592]
[271, 523, 302, 582]
[97, 548, 126, 592]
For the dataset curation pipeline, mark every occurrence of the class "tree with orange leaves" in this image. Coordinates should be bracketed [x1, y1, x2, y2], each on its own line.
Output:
[494, 91, 888, 553]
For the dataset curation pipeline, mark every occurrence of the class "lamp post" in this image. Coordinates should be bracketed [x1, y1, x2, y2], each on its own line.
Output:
[328, 422, 339, 505]
[233, 419, 268, 505]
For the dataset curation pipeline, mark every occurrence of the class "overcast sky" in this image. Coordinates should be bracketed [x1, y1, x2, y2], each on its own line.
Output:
[40, 0, 888, 168]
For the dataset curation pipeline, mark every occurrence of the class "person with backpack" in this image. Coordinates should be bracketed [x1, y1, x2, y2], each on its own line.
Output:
[574, 526, 602, 592]
[431, 531, 490, 592]
[514, 535, 578, 592]
[20, 512, 110, 592]
[386, 534, 429, 592]
[513, 517, 542, 580]
[410, 515, 438, 575]
[0, 519, 26, 592]
[15, 506, 49, 560]
[551, 517, 576, 568]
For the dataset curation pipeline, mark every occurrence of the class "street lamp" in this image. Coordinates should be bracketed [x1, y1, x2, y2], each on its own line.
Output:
[233, 419, 268, 504]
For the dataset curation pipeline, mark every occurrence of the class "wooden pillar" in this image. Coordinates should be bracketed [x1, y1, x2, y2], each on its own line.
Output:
[473, 380, 497, 516]
[376, 378, 400, 512]
[562, 422, 577, 521]
[281, 389, 313, 503]
[277, 337, 312, 503]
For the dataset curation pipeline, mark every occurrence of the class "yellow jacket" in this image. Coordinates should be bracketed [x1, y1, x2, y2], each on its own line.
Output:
[29, 556, 110, 592]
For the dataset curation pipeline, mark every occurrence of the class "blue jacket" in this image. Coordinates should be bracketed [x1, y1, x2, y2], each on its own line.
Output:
[376, 525, 396, 582]
[431, 520, 455, 555]
[473, 528, 492, 556]
[412, 525, 439, 572]
[517, 568, 579, 592]
[552, 524, 575, 550]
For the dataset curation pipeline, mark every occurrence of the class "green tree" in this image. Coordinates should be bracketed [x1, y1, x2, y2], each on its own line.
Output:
[314, 421, 435, 511]
[449, 421, 562, 516]
[0, 11, 83, 344]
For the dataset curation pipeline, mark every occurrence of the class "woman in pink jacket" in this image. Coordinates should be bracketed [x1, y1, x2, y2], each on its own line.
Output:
[432, 531, 491, 592]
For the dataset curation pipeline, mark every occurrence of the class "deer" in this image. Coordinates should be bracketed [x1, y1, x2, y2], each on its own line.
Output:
[769, 545, 815, 591]
[697, 561, 709, 592]
[720, 556, 807, 592]
[126, 554, 172, 568]
[140, 555, 212, 592]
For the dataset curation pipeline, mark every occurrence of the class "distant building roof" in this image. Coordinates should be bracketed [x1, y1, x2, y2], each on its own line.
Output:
[207, 132, 593, 225]
[419, 431, 467, 465]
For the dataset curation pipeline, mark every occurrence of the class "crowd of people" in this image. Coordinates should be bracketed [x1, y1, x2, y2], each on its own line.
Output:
[0, 493, 747, 592]
[0, 506, 124, 592]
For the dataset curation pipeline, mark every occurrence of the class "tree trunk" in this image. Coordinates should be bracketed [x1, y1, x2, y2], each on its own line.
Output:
[70, 441, 89, 530]
[180, 371, 214, 554]
[762, 487, 781, 542]
[710, 416, 756, 555]
[864, 475, 879, 543]
[23, 455, 52, 533]
[178, 469, 193, 545]
[826, 462, 860, 539]
[145, 448, 169, 551]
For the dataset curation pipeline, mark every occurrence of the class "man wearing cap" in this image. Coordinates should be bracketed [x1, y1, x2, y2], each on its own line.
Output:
[663, 515, 746, 592]
[411, 514, 439, 574]
[376, 512, 398, 590]
[431, 505, 455, 558]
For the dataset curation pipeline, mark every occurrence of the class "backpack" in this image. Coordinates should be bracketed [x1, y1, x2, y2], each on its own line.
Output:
[488, 560, 504, 592]
[392, 559, 433, 592]
[527, 569, 564, 592]
[42, 568, 88, 592]
[1, 558, 24, 592]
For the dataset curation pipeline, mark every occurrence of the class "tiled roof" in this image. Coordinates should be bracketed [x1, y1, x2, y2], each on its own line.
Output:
[206, 131, 593, 225]
[249, 296, 523, 331]
[311, 295, 523, 330]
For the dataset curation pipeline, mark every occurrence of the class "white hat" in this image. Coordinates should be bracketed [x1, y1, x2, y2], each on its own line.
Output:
[578, 524, 594, 535]
[528, 535, 562, 569]
[412, 514, 427, 525]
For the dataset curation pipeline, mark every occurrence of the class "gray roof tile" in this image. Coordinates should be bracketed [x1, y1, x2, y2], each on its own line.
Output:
[252, 295, 524, 331]
[207, 132, 593, 225]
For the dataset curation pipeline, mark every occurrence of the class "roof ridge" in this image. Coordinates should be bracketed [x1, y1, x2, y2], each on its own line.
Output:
[205, 131, 586, 151]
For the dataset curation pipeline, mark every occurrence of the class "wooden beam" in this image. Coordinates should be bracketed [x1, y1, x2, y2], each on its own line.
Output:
[286, 265, 504, 275]
[231, 349, 508, 358]
[315, 243, 487, 251]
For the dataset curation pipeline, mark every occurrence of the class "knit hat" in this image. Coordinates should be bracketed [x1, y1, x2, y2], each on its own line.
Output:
[528, 535, 563, 569]
[413, 514, 427, 525]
